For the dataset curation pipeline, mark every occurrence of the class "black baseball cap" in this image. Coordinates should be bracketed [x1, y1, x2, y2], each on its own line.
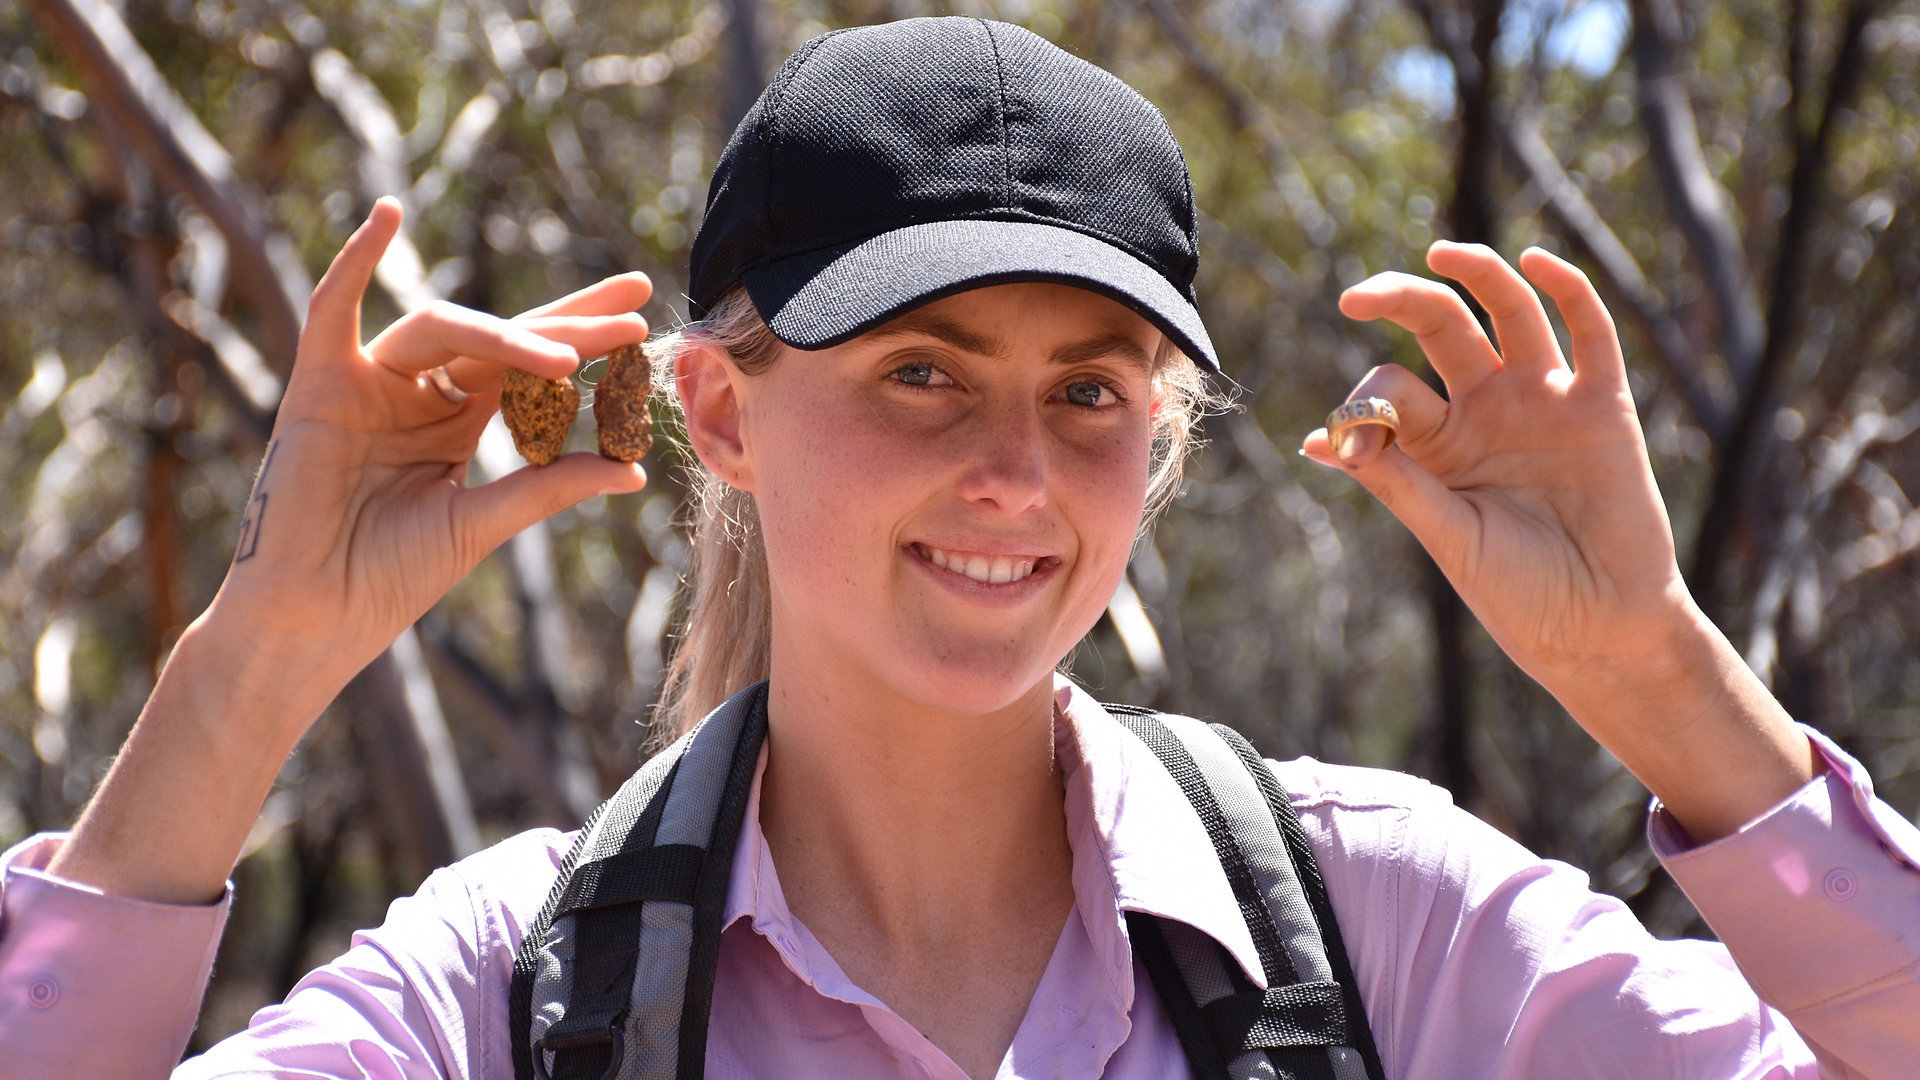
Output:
[687, 17, 1218, 371]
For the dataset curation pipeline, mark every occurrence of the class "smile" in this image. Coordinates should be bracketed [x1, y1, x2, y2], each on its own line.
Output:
[913, 544, 1045, 585]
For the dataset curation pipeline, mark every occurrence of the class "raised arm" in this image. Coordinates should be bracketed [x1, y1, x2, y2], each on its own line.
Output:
[45, 198, 649, 904]
[1303, 241, 1920, 1078]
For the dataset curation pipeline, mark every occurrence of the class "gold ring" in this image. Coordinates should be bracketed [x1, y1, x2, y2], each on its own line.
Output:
[1325, 397, 1399, 455]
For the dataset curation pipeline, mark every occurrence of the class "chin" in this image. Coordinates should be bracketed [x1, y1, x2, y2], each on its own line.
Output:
[877, 630, 1069, 718]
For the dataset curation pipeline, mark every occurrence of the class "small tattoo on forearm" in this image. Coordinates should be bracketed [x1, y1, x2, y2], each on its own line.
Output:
[236, 441, 278, 563]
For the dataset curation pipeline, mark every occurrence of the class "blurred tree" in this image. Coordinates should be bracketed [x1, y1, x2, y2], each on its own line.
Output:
[1, 0, 1916, 1046]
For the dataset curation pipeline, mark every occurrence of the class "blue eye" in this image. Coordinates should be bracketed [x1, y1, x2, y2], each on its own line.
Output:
[888, 361, 952, 389]
[1064, 380, 1110, 407]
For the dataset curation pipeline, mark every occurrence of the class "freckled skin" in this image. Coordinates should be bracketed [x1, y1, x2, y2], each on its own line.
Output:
[737, 284, 1159, 718]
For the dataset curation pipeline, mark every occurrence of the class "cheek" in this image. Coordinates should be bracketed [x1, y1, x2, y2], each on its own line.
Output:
[746, 384, 920, 583]
[1056, 421, 1154, 586]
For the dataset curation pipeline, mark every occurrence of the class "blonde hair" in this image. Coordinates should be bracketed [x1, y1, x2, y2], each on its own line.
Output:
[648, 288, 1222, 741]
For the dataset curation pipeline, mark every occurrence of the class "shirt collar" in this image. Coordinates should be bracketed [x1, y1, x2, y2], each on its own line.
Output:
[719, 673, 1267, 995]
[1051, 674, 1268, 990]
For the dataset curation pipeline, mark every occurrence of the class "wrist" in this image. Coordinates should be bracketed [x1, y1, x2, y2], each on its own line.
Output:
[162, 610, 347, 754]
[1538, 596, 1816, 842]
[44, 611, 351, 903]
[1538, 591, 1730, 717]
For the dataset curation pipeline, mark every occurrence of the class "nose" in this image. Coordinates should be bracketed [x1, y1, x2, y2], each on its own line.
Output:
[953, 396, 1049, 516]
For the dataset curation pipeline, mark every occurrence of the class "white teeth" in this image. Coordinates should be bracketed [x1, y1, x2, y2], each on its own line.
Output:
[921, 546, 1040, 584]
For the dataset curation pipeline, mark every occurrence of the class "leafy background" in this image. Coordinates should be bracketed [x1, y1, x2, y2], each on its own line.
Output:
[2, 0, 1916, 1046]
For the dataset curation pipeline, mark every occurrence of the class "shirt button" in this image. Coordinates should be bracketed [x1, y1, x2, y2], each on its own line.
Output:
[1824, 867, 1859, 901]
[27, 976, 59, 1009]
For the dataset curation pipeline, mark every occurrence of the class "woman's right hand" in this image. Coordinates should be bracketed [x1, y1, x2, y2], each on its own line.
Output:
[212, 197, 648, 687]
[44, 199, 647, 903]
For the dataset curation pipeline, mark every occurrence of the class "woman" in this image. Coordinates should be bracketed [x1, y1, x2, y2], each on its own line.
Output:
[3, 17, 1916, 1080]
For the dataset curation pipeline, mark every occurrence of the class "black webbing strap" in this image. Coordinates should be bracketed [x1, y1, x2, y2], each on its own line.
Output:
[1215, 946, 1337, 1080]
[1201, 981, 1347, 1053]
[520, 749, 687, 1080]
[512, 796, 615, 1080]
[543, 903, 644, 1080]
[553, 844, 706, 916]
[674, 684, 769, 1080]
[542, 747, 686, 1080]
[1125, 911, 1231, 1080]
[1111, 711, 1298, 987]
[1212, 723, 1387, 1080]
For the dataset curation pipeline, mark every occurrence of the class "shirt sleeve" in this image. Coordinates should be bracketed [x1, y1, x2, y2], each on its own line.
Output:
[1652, 725, 1920, 1080]
[1283, 761, 1832, 1080]
[0, 825, 567, 1080]
[174, 827, 566, 1080]
[0, 832, 231, 1078]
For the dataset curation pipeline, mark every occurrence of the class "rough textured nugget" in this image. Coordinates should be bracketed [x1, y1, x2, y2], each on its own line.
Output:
[500, 367, 579, 466]
[593, 344, 653, 462]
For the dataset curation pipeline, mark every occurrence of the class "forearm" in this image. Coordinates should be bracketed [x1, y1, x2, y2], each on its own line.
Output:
[1542, 597, 1818, 844]
[45, 603, 350, 904]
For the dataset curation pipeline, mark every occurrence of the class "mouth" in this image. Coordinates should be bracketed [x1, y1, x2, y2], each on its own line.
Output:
[911, 543, 1054, 585]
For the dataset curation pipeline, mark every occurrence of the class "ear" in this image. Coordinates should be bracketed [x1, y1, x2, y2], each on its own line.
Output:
[675, 341, 755, 491]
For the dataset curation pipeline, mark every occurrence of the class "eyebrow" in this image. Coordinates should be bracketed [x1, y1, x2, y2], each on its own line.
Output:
[863, 311, 1007, 357]
[867, 311, 1154, 374]
[1047, 332, 1154, 376]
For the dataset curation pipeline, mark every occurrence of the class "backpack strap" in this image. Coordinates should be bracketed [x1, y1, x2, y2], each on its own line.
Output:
[511, 682, 769, 1080]
[1106, 705, 1386, 1080]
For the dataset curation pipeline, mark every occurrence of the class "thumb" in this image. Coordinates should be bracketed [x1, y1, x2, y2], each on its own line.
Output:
[456, 453, 647, 555]
[1302, 429, 1473, 570]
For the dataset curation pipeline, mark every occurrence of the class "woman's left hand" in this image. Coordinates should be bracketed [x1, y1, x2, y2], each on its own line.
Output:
[1305, 242, 1686, 684]
[1306, 242, 1814, 839]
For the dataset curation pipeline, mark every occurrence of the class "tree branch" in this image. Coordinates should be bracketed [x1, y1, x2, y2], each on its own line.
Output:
[1688, 0, 1885, 600]
[26, 0, 311, 370]
[1138, 0, 1336, 247]
[1503, 116, 1723, 438]
[1629, 0, 1766, 387]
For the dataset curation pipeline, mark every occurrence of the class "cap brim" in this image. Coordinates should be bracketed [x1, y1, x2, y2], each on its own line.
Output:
[741, 219, 1218, 371]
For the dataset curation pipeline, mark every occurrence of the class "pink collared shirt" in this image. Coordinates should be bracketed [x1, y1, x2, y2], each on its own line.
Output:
[3, 679, 1918, 1079]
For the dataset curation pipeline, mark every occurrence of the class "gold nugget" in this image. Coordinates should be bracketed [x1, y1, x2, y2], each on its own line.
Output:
[500, 367, 579, 466]
[593, 344, 653, 463]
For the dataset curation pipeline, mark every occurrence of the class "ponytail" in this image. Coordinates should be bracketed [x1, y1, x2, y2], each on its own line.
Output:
[648, 288, 1224, 743]
[648, 290, 782, 743]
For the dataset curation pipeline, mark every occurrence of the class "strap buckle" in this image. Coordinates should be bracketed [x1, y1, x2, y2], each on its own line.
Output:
[532, 1016, 625, 1080]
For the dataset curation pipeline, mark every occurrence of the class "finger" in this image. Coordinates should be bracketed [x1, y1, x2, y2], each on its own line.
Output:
[457, 454, 648, 556]
[1518, 248, 1628, 394]
[1426, 240, 1566, 376]
[1340, 271, 1503, 396]
[1300, 364, 1448, 469]
[367, 301, 579, 381]
[516, 272, 654, 320]
[1304, 407, 1479, 570]
[303, 198, 404, 362]
[439, 314, 650, 395]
